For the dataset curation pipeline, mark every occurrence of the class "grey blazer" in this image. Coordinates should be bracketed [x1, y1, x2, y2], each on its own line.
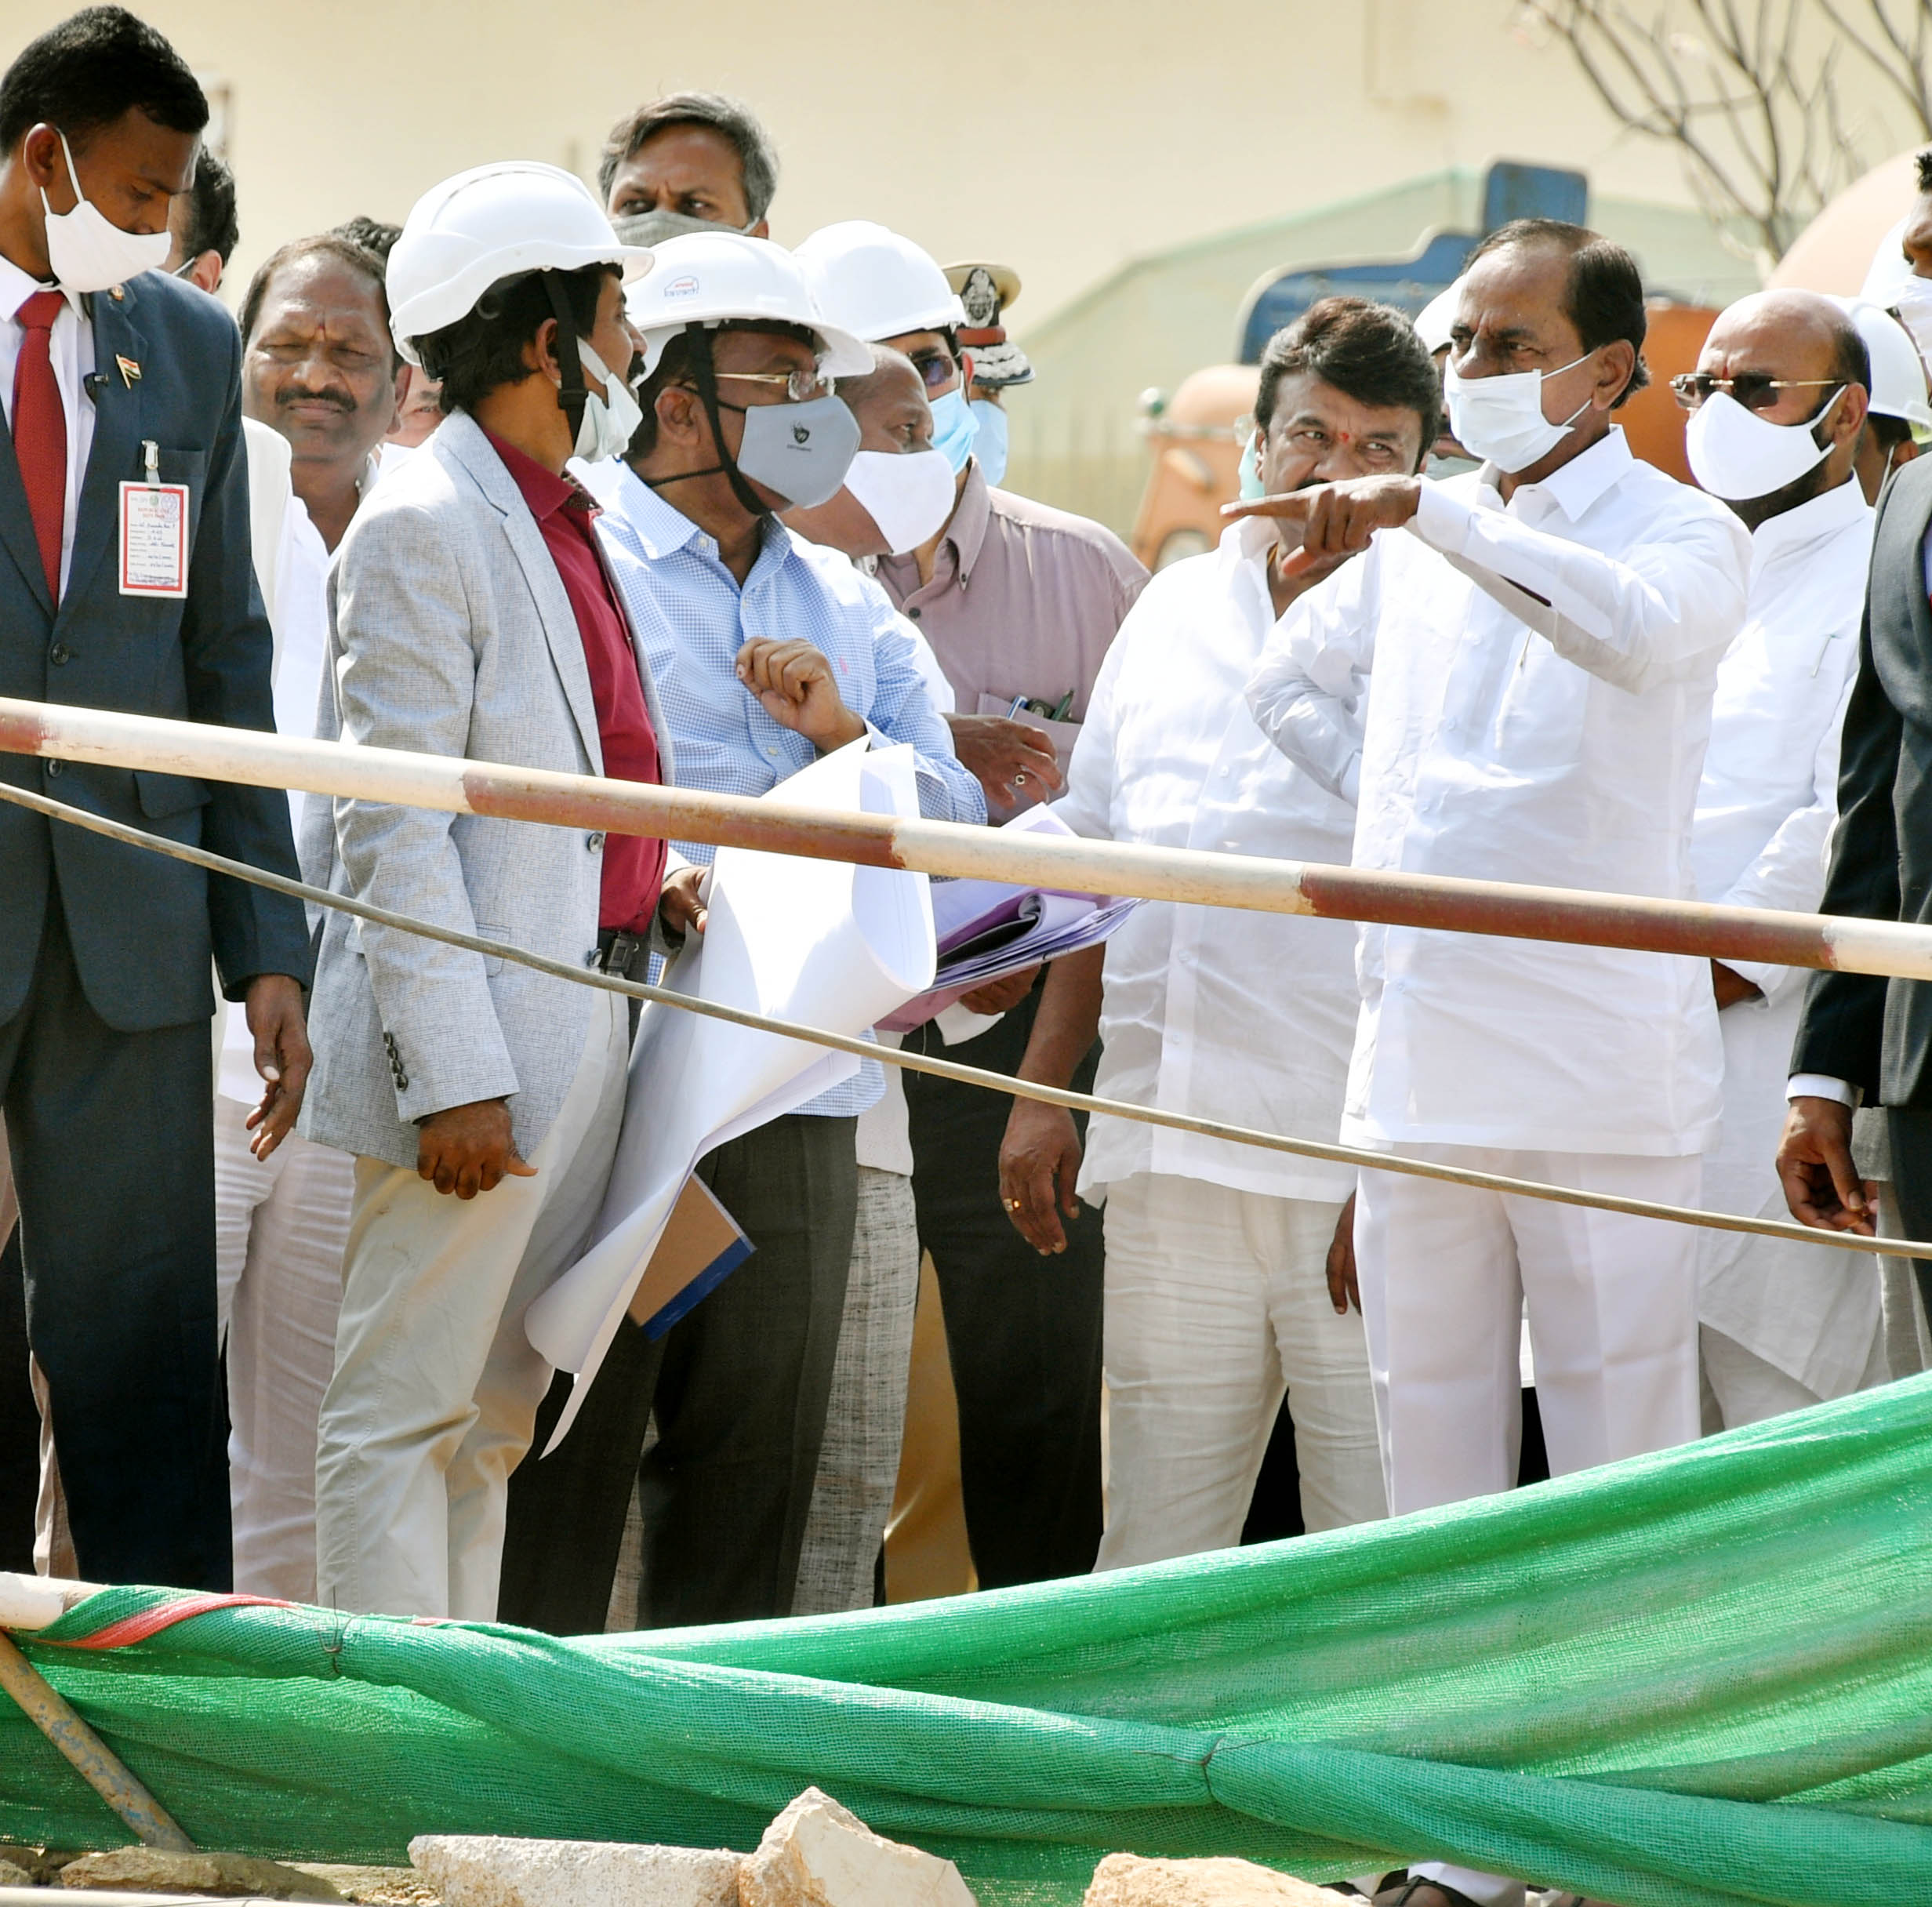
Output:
[299, 411, 676, 1169]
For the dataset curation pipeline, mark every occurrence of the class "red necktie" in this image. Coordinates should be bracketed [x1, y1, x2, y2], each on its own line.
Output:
[13, 289, 67, 603]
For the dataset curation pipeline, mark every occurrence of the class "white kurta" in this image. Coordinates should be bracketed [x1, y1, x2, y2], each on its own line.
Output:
[217, 493, 331, 1104]
[1690, 476, 1880, 1396]
[1055, 516, 1359, 1204]
[1247, 429, 1752, 1157]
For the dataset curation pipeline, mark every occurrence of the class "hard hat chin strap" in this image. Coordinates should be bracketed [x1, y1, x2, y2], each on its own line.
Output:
[543, 274, 588, 444]
[641, 327, 774, 521]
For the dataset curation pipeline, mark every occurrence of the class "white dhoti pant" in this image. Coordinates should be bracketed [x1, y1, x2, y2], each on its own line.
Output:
[1094, 1171, 1385, 1571]
[1698, 992, 1882, 1423]
[791, 1164, 921, 1615]
[314, 991, 628, 1621]
[1700, 1320, 1889, 1432]
[1357, 1144, 1702, 1907]
[213, 1095, 353, 1600]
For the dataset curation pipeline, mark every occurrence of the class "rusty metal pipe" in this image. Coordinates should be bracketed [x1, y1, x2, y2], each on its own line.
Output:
[0, 1630, 194, 1851]
[2, 695, 1930, 979]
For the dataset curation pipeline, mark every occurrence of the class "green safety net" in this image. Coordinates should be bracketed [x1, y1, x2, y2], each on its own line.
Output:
[8, 1378, 1932, 1907]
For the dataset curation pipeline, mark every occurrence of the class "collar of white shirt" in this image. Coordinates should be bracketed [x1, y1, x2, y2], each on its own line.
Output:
[1229, 512, 1276, 565]
[1475, 423, 1635, 524]
[0, 251, 82, 324]
[1748, 470, 1871, 569]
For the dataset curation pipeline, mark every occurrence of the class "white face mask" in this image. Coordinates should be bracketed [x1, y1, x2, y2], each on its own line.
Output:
[841, 447, 956, 554]
[573, 339, 643, 463]
[39, 129, 172, 294]
[1685, 387, 1843, 502]
[1890, 277, 1932, 366]
[1444, 353, 1592, 474]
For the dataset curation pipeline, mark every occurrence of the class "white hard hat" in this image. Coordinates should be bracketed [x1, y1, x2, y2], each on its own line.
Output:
[387, 162, 654, 367]
[1834, 296, 1932, 432]
[1861, 217, 1914, 309]
[1414, 279, 1462, 355]
[625, 230, 873, 380]
[793, 220, 967, 343]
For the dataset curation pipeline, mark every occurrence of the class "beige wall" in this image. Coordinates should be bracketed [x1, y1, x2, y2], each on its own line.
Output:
[11, 0, 1920, 325]
[0, 0, 1715, 318]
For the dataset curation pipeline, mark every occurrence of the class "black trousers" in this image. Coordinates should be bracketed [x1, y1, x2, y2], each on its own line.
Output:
[1885, 1107, 1932, 1324]
[0, 897, 228, 1588]
[903, 986, 1106, 1588]
[500, 1113, 857, 1634]
[0, 1228, 35, 1571]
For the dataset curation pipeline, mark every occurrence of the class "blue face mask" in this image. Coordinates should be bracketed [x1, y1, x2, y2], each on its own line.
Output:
[970, 398, 1009, 485]
[928, 387, 979, 474]
[1238, 427, 1267, 502]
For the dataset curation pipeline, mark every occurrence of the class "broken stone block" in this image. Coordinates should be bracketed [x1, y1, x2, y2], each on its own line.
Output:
[409, 1835, 741, 1907]
[1084, 1854, 1338, 1905]
[291, 1864, 440, 1905]
[0, 1854, 33, 1887]
[6, 1846, 81, 1883]
[736, 1788, 975, 1907]
[58, 1847, 347, 1899]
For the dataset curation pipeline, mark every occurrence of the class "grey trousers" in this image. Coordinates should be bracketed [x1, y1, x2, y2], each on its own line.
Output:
[791, 1165, 921, 1615]
[499, 1112, 857, 1633]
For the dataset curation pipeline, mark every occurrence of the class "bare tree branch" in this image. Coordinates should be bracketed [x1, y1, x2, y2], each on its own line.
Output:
[1520, 0, 1930, 261]
[1813, 0, 1932, 133]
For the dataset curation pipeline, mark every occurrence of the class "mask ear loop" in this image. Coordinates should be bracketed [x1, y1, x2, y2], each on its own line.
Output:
[643, 327, 775, 521]
[542, 274, 588, 445]
[1807, 385, 1848, 449]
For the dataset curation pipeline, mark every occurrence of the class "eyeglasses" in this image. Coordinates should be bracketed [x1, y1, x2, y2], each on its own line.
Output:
[1669, 372, 1839, 413]
[714, 367, 835, 403]
[906, 351, 959, 393]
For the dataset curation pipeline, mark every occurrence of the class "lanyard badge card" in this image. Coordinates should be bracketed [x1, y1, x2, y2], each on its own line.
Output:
[119, 438, 189, 598]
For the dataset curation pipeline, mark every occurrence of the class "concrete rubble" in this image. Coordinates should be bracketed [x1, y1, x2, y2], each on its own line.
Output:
[408, 1836, 740, 1907]
[56, 1851, 345, 1901]
[736, 1787, 978, 1907]
[0, 1797, 1335, 1907]
[1083, 1854, 1338, 1905]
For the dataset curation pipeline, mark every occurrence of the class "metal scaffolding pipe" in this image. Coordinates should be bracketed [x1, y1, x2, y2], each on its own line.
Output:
[2, 694, 1927, 979]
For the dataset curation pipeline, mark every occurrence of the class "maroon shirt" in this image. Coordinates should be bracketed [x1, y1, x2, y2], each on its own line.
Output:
[486, 430, 665, 933]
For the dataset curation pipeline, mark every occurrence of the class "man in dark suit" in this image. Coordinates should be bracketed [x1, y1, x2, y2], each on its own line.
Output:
[0, 8, 313, 1589]
[1780, 445, 1932, 1303]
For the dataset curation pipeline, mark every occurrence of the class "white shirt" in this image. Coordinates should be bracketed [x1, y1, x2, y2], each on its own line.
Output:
[0, 256, 96, 597]
[1694, 477, 1877, 1389]
[1692, 478, 1870, 987]
[1055, 517, 1358, 1203]
[216, 489, 331, 1105]
[1247, 428, 1752, 1157]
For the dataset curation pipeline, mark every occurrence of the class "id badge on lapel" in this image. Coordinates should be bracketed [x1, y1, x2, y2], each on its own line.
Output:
[119, 438, 188, 598]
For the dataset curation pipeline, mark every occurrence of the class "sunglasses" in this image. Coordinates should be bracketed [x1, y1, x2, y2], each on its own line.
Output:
[1669, 372, 1838, 413]
[907, 350, 959, 393]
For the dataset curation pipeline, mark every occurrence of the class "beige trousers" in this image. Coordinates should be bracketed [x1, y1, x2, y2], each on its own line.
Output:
[1095, 1171, 1385, 1570]
[314, 993, 628, 1620]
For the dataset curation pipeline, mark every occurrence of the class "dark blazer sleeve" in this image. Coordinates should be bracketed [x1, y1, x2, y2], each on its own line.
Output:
[179, 320, 313, 997]
[1790, 496, 1904, 1095]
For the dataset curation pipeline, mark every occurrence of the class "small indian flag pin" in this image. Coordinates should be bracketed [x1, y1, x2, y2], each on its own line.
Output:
[115, 354, 141, 387]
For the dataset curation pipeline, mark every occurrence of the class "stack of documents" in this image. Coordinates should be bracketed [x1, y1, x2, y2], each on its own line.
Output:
[525, 740, 935, 1442]
[881, 805, 1140, 1032]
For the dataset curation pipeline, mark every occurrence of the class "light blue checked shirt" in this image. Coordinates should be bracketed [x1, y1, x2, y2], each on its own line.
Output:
[583, 459, 984, 1117]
